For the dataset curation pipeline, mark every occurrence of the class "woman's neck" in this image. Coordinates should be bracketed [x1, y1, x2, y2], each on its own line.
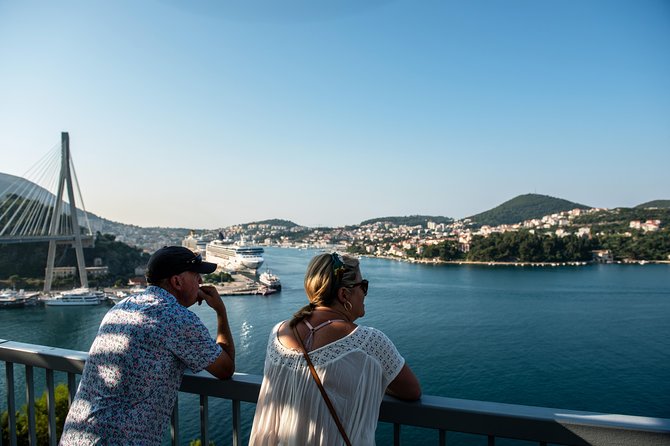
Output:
[313, 306, 351, 322]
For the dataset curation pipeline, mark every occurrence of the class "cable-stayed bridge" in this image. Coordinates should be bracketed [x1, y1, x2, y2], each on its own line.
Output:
[0, 132, 93, 291]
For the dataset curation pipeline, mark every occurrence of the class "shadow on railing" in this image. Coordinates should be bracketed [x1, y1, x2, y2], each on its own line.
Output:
[1, 339, 669, 446]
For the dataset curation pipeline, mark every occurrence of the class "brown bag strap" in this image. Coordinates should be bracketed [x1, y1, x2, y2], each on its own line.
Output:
[292, 324, 352, 446]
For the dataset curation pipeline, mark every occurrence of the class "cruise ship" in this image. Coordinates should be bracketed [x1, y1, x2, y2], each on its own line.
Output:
[205, 240, 265, 272]
[182, 231, 208, 256]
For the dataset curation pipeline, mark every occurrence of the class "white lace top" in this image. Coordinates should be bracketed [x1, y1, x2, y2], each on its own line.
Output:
[249, 322, 405, 445]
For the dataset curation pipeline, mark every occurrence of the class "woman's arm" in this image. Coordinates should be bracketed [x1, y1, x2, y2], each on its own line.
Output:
[386, 363, 421, 401]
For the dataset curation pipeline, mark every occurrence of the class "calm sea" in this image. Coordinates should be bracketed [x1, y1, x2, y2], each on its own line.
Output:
[1, 247, 669, 445]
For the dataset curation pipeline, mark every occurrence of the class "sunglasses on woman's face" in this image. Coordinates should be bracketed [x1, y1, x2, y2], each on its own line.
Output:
[348, 279, 369, 296]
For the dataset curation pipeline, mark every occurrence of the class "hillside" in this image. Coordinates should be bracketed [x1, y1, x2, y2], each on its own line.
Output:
[636, 200, 670, 209]
[243, 219, 300, 228]
[468, 194, 590, 227]
[360, 215, 453, 227]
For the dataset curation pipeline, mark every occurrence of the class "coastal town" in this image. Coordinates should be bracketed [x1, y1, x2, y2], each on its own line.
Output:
[182, 206, 668, 265]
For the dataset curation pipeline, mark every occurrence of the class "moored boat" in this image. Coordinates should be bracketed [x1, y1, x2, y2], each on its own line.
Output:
[43, 288, 106, 306]
[259, 270, 281, 291]
[205, 240, 265, 273]
[255, 285, 278, 296]
[0, 289, 38, 308]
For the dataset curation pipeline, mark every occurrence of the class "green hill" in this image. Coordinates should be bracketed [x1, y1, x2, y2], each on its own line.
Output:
[635, 200, 670, 209]
[360, 215, 453, 227]
[468, 194, 590, 227]
[244, 219, 300, 228]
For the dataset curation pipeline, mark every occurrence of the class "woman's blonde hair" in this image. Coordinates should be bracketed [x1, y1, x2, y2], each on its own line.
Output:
[290, 252, 360, 327]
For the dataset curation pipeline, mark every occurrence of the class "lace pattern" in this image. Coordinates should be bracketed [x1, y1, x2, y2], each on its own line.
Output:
[267, 322, 404, 375]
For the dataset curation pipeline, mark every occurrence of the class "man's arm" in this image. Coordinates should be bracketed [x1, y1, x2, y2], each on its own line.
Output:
[198, 286, 235, 379]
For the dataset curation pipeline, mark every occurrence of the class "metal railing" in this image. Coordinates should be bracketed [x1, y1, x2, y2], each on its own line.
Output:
[1, 339, 669, 446]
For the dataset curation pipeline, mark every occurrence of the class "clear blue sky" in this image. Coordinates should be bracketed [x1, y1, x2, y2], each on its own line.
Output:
[1, 0, 668, 229]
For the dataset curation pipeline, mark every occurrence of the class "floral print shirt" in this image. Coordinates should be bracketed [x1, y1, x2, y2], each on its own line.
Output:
[60, 286, 222, 445]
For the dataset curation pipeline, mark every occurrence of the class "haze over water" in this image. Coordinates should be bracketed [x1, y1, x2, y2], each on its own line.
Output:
[1, 248, 669, 444]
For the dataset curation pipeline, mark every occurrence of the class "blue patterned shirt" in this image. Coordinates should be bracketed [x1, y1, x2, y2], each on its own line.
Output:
[60, 286, 222, 445]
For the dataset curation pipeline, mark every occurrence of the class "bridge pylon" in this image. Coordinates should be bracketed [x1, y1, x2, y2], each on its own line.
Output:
[43, 132, 89, 292]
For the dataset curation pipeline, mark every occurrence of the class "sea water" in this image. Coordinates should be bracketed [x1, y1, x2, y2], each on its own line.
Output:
[1, 247, 669, 444]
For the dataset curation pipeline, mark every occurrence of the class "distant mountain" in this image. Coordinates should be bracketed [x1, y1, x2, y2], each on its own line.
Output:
[243, 219, 300, 228]
[360, 215, 453, 227]
[635, 200, 670, 209]
[468, 194, 590, 227]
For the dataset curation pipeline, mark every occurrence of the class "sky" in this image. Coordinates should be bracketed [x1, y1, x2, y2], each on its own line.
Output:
[1, 0, 668, 229]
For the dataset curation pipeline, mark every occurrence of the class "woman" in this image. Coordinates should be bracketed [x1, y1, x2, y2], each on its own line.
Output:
[249, 252, 421, 445]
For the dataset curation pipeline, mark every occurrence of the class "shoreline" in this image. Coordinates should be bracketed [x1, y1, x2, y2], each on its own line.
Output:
[355, 254, 670, 267]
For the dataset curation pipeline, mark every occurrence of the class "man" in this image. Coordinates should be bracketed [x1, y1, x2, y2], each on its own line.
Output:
[60, 246, 235, 445]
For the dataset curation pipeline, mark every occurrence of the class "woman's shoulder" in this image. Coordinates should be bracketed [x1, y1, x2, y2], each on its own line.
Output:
[353, 325, 399, 350]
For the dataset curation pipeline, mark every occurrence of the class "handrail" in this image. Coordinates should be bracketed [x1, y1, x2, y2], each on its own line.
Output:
[2, 339, 669, 446]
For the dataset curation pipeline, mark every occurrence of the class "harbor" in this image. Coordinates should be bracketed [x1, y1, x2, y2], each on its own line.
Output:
[211, 272, 280, 297]
[0, 273, 281, 309]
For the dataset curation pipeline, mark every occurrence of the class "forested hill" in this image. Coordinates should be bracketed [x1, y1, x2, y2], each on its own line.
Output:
[636, 200, 670, 209]
[244, 219, 299, 227]
[468, 194, 590, 227]
[360, 215, 453, 227]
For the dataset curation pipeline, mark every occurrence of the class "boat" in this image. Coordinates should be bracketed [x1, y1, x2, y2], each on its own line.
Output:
[182, 230, 208, 256]
[205, 240, 265, 272]
[259, 270, 281, 291]
[255, 285, 278, 296]
[108, 290, 127, 305]
[0, 289, 38, 308]
[43, 288, 106, 306]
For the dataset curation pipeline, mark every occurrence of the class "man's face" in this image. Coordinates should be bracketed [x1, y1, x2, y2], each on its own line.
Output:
[176, 270, 202, 307]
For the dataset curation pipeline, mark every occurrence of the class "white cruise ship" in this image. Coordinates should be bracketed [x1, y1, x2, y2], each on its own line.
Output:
[205, 240, 265, 272]
[182, 231, 208, 256]
[43, 288, 106, 306]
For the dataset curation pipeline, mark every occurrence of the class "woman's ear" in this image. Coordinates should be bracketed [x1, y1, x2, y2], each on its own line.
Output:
[336, 286, 350, 304]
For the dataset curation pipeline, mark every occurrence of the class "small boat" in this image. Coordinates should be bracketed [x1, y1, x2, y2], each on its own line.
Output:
[108, 291, 128, 305]
[259, 270, 281, 291]
[255, 285, 278, 296]
[0, 289, 38, 308]
[43, 288, 105, 306]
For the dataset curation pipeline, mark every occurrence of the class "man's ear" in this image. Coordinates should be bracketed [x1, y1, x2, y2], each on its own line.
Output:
[170, 274, 182, 290]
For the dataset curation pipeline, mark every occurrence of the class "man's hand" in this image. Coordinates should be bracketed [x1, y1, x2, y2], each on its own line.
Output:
[197, 285, 225, 314]
[199, 284, 235, 379]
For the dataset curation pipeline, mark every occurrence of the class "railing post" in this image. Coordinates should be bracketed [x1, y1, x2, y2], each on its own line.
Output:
[439, 429, 446, 446]
[200, 395, 209, 446]
[171, 394, 180, 446]
[5, 362, 17, 446]
[232, 399, 241, 446]
[394, 423, 401, 446]
[67, 372, 77, 405]
[46, 369, 56, 446]
[25, 366, 37, 446]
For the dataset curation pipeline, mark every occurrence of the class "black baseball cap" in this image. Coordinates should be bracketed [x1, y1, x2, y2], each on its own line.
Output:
[146, 246, 217, 283]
